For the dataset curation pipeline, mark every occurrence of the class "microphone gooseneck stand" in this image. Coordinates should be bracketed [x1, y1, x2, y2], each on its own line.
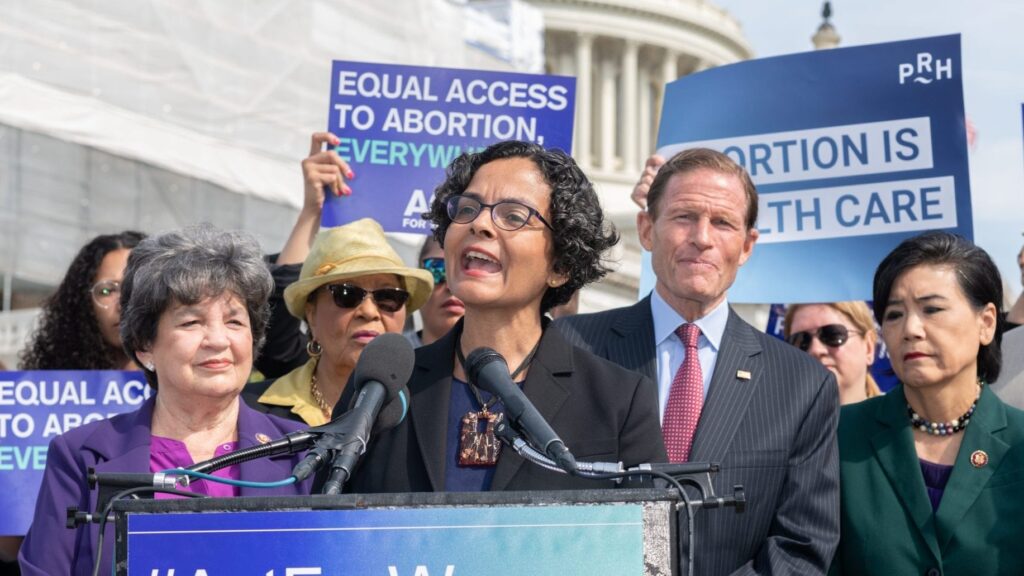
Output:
[494, 420, 746, 576]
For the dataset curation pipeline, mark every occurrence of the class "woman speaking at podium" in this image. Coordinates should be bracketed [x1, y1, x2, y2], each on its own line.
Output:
[348, 141, 665, 493]
[19, 225, 310, 576]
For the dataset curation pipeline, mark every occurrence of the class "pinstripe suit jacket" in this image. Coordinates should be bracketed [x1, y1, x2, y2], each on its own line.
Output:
[555, 295, 840, 576]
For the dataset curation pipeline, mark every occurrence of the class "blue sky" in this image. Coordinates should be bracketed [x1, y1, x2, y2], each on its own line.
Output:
[715, 0, 1024, 298]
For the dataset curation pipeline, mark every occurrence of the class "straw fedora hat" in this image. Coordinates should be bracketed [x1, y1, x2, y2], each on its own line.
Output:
[283, 218, 434, 319]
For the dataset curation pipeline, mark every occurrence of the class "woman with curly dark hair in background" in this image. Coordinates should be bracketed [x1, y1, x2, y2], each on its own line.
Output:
[19, 230, 145, 370]
[347, 140, 666, 494]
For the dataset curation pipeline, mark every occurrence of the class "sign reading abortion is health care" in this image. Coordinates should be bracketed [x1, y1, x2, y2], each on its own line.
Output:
[0, 371, 151, 535]
[649, 34, 971, 303]
[322, 61, 576, 232]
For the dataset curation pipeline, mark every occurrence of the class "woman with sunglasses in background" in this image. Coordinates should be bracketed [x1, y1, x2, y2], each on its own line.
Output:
[347, 140, 665, 494]
[783, 302, 882, 405]
[244, 218, 433, 426]
[405, 237, 465, 348]
[19, 231, 146, 371]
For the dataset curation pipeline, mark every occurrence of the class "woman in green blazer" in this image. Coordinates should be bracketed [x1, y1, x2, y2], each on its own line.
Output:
[833, 231, 1024, 575]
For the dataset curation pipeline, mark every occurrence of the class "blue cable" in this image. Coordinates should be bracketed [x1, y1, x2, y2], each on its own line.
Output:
[163, 468, 297, 489]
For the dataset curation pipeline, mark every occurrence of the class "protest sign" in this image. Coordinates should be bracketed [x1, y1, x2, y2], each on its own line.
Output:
[0, 371, 152, 535]
[322, 61, 576, 232]
[643, 34, 971, 303]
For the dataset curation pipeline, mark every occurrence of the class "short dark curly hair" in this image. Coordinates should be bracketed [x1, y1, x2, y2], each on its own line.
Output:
[872, 231, 1003, 383]
[426, 140, 618, 313]
[19, 230, 146, 370]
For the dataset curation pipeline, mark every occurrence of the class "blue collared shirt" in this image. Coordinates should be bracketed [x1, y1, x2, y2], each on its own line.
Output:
[650, 290, 729, 423]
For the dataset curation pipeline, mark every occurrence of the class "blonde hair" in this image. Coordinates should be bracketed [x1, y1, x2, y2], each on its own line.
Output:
[784, 301, 881, 399]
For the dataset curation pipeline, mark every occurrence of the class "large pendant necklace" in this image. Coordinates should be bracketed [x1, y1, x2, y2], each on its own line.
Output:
[454, 331, 541, 467]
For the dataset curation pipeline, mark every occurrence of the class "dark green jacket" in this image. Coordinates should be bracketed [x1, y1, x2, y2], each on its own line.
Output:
[832, 384, 1024, 575]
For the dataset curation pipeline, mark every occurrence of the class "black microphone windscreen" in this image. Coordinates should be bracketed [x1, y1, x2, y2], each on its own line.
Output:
[353, 333, 415, 402]
[465, 347, 507, 391]
[372, 384, 410, 432]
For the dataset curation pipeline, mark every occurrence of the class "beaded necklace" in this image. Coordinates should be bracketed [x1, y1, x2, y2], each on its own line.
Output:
[907, 383, 981, 436]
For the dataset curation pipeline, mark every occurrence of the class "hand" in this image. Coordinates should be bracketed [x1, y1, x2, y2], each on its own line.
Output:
[631, 154, 666, 210]
[277, 132, 353, 265]
[301, 132, 354, 213]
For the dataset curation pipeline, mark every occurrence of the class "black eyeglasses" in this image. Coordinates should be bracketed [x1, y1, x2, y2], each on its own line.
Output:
[422, 257, 446, 285]
[446, 195, 553, 231]
[325, 284, 410, 313]
[787, 324, 861, 351]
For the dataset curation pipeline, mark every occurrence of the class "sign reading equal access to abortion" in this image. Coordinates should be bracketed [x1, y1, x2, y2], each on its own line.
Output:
[322, 61, 576, 233]
[0, 371, 151, 535]
[649, 34, 971, 303]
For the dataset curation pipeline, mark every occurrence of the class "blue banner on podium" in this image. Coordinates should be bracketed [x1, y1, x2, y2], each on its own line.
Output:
[126, 505, 644, 575]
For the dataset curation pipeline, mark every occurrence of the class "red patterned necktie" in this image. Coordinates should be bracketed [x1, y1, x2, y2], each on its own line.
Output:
[663, 323, 703, 463]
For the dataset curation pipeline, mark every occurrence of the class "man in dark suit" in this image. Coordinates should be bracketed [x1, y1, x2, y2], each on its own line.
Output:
[556, 148, 839, 575]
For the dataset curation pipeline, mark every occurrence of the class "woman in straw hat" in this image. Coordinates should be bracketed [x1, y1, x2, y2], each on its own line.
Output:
[346, 141, 665, 493]
[244, 218, 433, 426]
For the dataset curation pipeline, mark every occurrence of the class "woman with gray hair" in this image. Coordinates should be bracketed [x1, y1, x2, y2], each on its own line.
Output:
[19, 224, 311, 576]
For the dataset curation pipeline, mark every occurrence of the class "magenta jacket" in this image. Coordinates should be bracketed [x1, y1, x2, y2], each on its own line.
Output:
[18, 396, 311, 576]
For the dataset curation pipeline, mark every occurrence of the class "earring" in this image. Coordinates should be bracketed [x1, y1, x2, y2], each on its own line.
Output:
[144, 362, 155, 372]
[306, 339, 323, 358]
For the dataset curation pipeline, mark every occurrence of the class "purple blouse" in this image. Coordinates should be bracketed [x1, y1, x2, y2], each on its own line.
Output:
[919, 458, 954, 512]
[150, 435, 241, 498]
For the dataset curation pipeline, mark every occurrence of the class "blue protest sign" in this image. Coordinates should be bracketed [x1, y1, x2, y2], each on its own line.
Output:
[0, 371, 152, 535]
[649, 34, 970, 303]
[322, 61, 576, 232]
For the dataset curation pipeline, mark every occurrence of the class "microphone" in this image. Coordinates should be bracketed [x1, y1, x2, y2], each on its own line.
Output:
[315, 333, 414, 493]
[88, 470, 180, 490]
[465, 347, 577, 473]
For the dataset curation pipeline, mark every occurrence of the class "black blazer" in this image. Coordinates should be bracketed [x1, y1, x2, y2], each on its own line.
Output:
[347, 319, 667, 493]
[556, 296, 840, 576]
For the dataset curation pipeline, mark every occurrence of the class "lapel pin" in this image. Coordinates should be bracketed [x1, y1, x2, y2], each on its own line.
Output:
[255, 433, 271, 445]
[736, 370, 751, 381]
[970, 450, 988, 468]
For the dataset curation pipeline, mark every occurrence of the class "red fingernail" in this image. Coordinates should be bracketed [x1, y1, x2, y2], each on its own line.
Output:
[343, 185, 353, 196]
[346, 170, 355, 180]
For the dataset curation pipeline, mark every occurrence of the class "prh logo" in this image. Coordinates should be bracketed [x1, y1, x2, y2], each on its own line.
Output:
[898, 52, 953, 85]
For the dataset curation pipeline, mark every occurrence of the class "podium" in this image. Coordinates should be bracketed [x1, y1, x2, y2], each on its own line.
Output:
[113, 489, 680, 575]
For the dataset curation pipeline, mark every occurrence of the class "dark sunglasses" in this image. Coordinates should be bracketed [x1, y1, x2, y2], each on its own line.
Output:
[325, 284, 409, 313]
[787, 324, 860, 351]
[422, 257, 446, 285]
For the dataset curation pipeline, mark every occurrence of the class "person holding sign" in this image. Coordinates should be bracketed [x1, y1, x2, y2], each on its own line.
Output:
[784, 302, 882, 405]
[18, 225, 310, 576]
[347, 140, 665, 493]
[833, 232, 1024, 575]
[245, 218, 433, 426]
